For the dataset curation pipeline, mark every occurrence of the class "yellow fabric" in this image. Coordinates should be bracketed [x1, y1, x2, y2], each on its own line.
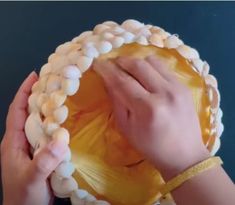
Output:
[160, 156, 223, 196]
[63, 43, 214, 205]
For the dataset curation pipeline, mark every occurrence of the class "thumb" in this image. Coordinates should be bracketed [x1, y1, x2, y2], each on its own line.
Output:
[28, 139, 67, 181]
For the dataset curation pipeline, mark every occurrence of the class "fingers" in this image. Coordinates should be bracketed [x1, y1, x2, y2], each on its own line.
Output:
[6, 71, 38, 132]
[115, 57, 168, 93]
[93, 59, 149, 109]
[29, 139, 67, 181]
[145, 55, 177, 82]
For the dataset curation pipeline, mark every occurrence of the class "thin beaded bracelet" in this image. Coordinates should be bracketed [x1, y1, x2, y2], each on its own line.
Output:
[160, 156, 223, 196]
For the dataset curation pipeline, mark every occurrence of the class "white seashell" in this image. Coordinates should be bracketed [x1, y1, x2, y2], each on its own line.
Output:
[205, 74, 218, 88]
[31, 81, 40, 92]
[72, 31, 93, 43]
[64, 147, 72, 162]
[95, 200, 110, 205]
[164, 35, 183, 49]
[62, 79, 80, 96]
[217, 108, 223, 121]
[43, 116, 59, 136]
[136, 36, 148, 45]
[101, 32, 114, 40]
[38, 76, 49, 92]
[56, 42, 74, 55]
[202, 61, 210, 77]
[110, 26, 125, 35]
[36, 93, 49, 108]
[217, 122, 224, 138]
[191, 58, 204, 74]
[84, 194, 96, 202]
[120, 32, 135, 44]
[207, 85, 220, 110]
[210, 137, 221, 156]
[82, 35, 101, 46]
[110, 36, 125, 48]
[93, 24, 110, 34]
[48, 53, 57, 62]
[41, 100, 55, 117]
[150, 27, 170, 39]
[55, 161, 75, 178]
[68, 50, 82, 65]
[71, 191, 86, 205]
[40, 63, 52, 77]
[121, 19, 144, 32]
[75, 189, 89, 199]
[177, 45, 200, 60]
[51, 55, 70, 72]
[149, 34, 164, 48]
[25, 112, 44, 149]
[102, 21, 118, 27]
[76, 56, 93, 73]
[96, 41, 112, 54]
[51, 173, 78, 198]
[83, 45, 99, 58]
[53, 105, 68, 124]
[46, 75, 61, 93]
[52, 127, 70, 144]
[50, 90, 67, 108]
[135, 27, 151, 38]
[62, 65, 81, 80]
[28, 93, 39, 113]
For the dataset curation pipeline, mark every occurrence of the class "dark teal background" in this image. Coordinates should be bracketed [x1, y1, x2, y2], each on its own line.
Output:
[0, 2, 234, 204]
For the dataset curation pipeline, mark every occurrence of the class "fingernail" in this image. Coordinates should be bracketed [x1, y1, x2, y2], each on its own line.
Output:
[49, 138, 67, 158]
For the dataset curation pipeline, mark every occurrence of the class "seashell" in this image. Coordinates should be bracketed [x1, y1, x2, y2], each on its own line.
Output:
[50, 90, 67, 108]
[164, 35, 183, 49]
[71, 191, 86, 205]
[177, 45, 200, 60]
[136, 36, 148, 45]
[72, 31, 93, 43]
[48, 53, 57, 62]
[191, 58, 204, 74]
[36, 93, 49, 108]
[56, 42, 75, 55]
[101, 32, 114, 40]
[205, 74, 218, 88]
[76, 56, 93, 73]
[95, 200, 110, 205]
[84, 194, 96, 202]
[134, 27, 151, 38]
[62, 65, 81, 80]
[75, 189, 89, 199]
[149, 34, 164, 48]
[95, 41, 112, 54]
[38, 76, 49, 92]
[93, 24, 110, 34]
[68, 50, 82, 65]
[62, 79, 80, 96]
[64, 147, 72, 162]
[28, 93, 39, 113]
[217, 122, 224, 138]
[25, 112, 45, 149]
[207, 85, 220, 110]
[50, 55, 70, 72]
[110, 36, 125, 48]
[40, 63, 52, 77]
[55, 161, 75, 178]
[120, 32, 135, 44]
[46, 75, 61, 93]
[82, 45, 99, 58]
[43, 116, 59, 136]
[31, 81, 40, 92]
[121, 19, 144, 32]
[82, 35, 101, 46]
[52, 127, 70, 144]
[53, 105, 68, 124]
[50, 173, 78, 198]
[41, 100, 55, 117]
[210, 137, 221, 156]
[109, 26, 125, 35]
[150, 27, 170, 39]
[202, 61, 210, 77]
[102, 21, 118, 27]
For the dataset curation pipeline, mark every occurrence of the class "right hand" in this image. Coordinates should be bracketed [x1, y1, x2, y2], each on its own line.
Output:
[93, 56, 210, 179]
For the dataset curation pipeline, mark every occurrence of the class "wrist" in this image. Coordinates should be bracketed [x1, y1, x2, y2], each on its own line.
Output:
[157, 145, 211, 181]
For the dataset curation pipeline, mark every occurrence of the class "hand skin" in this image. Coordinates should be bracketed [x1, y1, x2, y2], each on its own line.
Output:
[1, 72, 68, 205]
[93, 56, 235, 205]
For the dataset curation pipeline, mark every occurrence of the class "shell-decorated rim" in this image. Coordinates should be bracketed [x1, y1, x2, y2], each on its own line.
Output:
[25, 19, 223, 205]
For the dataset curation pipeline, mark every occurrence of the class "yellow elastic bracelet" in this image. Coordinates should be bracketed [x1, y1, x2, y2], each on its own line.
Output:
[160, 156, 223, 196]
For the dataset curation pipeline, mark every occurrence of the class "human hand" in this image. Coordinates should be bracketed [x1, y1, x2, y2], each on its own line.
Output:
[93, 56, 210, 179]
[1, 72, 68, 205]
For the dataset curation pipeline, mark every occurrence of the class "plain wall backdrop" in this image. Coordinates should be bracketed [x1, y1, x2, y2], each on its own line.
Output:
[0, 2, 234, 204]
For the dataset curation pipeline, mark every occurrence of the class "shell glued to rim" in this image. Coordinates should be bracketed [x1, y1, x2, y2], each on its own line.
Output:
[25, 19, 223, 205]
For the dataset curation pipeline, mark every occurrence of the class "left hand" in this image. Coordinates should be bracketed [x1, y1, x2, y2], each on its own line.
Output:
[1, 72, 68, 205]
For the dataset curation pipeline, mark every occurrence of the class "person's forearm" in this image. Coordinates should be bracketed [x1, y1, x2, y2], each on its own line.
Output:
[160, 153, 235, 205]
